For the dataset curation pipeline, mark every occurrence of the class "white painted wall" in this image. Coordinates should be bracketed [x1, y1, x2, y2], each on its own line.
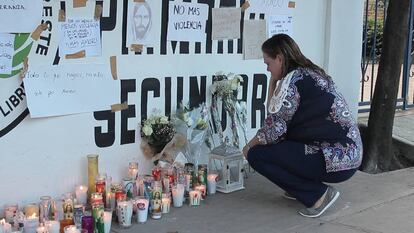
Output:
[324, 0, 365, 119]
[0, 0, 364, 214]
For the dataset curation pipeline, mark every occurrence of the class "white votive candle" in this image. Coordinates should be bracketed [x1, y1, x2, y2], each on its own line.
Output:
[189, 190, 201, 206]
[207, 174, 218, 195]
[45, 221, 59, 233]
[75, 185, 88, 205]
[103, 211, 112, 233]
[23, 215, 39, 233]
[161, 197, 171, 214]
[36, 225, 46, 233]
[136, 198, 149, 223]
[63, 225, 80, 233]
[172, 184, 185, 207]
[0, 219, 12, 233]
[116, 201, 132, 228]
[194, 184, 206, 200]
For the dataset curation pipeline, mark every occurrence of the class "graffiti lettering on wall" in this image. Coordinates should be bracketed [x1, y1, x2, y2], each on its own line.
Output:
[0, 0, 268, 141]
[93, 73, 268, 148]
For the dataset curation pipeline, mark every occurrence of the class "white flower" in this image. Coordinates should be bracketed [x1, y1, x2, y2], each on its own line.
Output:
[240, 101, 247, 110]
[183, 112, 189, 121]
[186, 118, 194, 127]
[235, 75, 243, 82]
[230, 79, 239, 90]
[160, 116, 169, 124]
[235, 101, 241, 111]
[142, 125, 153, 136]
[210, 83, 217, 94]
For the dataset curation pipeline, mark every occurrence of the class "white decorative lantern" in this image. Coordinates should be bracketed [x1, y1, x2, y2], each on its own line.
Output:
[209, 140, 245, 193]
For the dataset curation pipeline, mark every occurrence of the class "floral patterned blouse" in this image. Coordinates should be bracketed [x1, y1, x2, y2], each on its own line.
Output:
[256, 67, 363, 172]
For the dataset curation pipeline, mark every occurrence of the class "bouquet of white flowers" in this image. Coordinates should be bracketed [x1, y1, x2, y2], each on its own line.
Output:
[140, 111, 175, 154]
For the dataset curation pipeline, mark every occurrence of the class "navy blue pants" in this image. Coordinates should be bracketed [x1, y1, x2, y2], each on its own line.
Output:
[247, 140, 356, 207]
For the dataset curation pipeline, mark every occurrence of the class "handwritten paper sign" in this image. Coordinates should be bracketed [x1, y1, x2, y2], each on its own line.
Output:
[0, 34, 15, 75]
[167, 2, 209, 42]
[268, 15, 293, 38]
[23, 64, 120, 118]
[212, 8, 241, 40]
[243, 20, 267, 60]
[246, 0, 292, 15]
[0, 0, 43, 33]
[59, 18, 101, 57]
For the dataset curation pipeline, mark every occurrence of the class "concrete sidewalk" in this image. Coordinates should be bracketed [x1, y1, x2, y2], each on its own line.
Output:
[111, 168, 414, 233]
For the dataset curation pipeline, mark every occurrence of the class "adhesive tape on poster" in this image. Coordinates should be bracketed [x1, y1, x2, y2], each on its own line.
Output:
[58, 9, 66, 22]
[111, 102, 128, 112]
[73, 0, 87, 8]
[130, 44, 144, 52]
[110, 56, 118, 80]
[65, 50, 86, 59]
[31, 24, 48, 41]
[241, 1, 250, 11]
[94, 5, 103, 20]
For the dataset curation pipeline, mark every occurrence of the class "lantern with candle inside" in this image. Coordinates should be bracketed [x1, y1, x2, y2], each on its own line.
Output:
[208, 138, 245, 193]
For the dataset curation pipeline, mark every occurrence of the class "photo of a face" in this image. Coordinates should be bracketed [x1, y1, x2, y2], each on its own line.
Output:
[132, 2, 152, 41]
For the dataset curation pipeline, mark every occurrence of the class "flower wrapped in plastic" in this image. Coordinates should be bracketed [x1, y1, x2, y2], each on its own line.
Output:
[140, 111, 175, 154]
[173, 103, 211, 166]
[210, 72, 248, 148]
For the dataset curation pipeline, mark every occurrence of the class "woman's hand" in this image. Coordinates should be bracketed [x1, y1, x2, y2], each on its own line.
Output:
[243, 137, 260, 160]
[242, 144, 250, 160]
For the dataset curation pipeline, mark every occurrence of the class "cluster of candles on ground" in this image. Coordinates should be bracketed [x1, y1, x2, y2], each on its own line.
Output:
[1, 155, 219, 233]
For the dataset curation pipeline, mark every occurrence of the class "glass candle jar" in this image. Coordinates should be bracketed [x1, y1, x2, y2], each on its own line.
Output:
[87, 154, 99, 198]
[127, 162, 139, 180]
[39, 196, 52, 223]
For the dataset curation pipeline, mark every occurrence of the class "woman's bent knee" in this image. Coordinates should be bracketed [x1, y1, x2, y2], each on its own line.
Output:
[247, 147, 259, 166]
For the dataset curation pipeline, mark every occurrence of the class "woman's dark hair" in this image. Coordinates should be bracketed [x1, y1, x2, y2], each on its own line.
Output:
[262, 34, 326, 77]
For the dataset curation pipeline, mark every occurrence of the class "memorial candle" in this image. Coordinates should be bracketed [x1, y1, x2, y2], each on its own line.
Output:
[75, 186, 88, 205]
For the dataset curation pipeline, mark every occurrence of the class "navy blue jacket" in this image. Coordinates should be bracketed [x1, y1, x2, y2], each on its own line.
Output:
[256, 67, 362, 172]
